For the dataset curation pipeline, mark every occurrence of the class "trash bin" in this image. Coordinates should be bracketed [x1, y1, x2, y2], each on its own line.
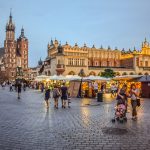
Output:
[97, 92, 103, 102]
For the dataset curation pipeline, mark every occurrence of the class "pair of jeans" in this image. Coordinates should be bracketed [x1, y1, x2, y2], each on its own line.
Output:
[131, 100, 137, 117]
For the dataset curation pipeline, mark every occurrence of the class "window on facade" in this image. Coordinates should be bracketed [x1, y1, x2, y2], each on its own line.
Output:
[140, 61, 143, 66]
[145, 61, 148, 67]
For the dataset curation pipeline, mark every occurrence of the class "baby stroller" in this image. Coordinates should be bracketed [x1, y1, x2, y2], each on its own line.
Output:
[112, 99, 127, 123]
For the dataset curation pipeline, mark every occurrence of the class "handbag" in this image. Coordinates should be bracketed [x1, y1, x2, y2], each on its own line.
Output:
[136, 98, 141, 107]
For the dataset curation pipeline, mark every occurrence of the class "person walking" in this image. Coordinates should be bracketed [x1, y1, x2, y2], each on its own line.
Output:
[10, 83, 13, 92]
[111, 83, 116, 97]
[60, 83, 68, 108]
[130, 84, 139, 120]
[17, 82, 22, 99]
[23, 83, 26, 91]
[53, 85, 60, 109]
[44, 86, 50, 108]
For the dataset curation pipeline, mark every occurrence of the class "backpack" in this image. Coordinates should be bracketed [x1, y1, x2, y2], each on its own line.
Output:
[53, 88, 60, 98]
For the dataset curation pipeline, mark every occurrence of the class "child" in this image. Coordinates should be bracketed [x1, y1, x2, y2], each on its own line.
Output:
[68, 93, 71, 108]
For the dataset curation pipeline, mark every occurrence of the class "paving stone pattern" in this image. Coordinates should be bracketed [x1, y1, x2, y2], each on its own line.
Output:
[0, 86, 150, 150]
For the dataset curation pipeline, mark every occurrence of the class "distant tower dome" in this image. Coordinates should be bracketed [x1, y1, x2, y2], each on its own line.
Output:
[133, 47, 136, 53]
[6, 11, 15, 32]
[66, 41, 68, 45]
[47, 42, 50, 48]
[19, 26, 27, 39]
[84, 43, 87, 47]
[58, 42, 63, 54]
[115, 47, 118, 50]
[54, 38, 58, 45]
[50, 38, 53, 45]
[121, 48, 125, 54]
[108, 46, 111, 50]
[92, 44, 95, 48]
[144, 37, 147, 44]
[100, 45, 103, 49]
[38, 58, 43, 66]
[129, 48, 132, 53]
[75, 43, 78, 46]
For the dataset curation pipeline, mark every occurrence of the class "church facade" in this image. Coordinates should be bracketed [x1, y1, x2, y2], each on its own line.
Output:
[0, 12, 29, 80]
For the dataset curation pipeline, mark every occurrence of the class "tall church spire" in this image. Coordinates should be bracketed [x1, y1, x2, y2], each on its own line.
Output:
[6, 10, 15, 32]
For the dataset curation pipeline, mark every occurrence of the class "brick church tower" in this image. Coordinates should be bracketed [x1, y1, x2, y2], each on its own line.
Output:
[4, 12, 28, 80]
[16, 27, 28, 78]
[4, 12, 17, 79]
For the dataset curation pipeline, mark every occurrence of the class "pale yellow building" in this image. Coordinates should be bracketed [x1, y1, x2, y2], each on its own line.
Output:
[39, 38, 150, 77]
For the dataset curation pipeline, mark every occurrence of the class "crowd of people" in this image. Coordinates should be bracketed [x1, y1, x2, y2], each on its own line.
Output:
[44, 82, 70, 109]
[1, 80, 141, 120]
[1, 81, 27, 99]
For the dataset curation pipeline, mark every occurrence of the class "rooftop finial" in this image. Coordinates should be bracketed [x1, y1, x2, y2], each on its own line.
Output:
[20, 26, 24, 37]
[84, 43, 86, 47]
[50, 38, 53, 45]
[9, 8, 12, 23]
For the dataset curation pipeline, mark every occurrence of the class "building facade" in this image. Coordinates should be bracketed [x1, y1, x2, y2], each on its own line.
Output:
[39, 38, 150, 77]
[2, 12, 29, 80]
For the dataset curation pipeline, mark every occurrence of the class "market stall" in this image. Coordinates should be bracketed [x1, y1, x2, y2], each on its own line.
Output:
[138, 75, 150, 98]
[113, 75, 142, 93]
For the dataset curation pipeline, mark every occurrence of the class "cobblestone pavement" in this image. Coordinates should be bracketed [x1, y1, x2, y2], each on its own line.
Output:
[0, 86, 150, 150]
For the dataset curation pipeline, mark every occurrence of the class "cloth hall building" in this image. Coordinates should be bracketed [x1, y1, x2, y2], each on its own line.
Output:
[40, 38, 150, 76]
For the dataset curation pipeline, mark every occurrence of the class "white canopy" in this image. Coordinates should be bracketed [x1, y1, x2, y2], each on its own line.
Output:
[113, 75, 143, 81]
[49, 75, 66, 80]
[65, 75, 82, 81]
[83, 75, 111, 81]
[35, 75, 49, 81]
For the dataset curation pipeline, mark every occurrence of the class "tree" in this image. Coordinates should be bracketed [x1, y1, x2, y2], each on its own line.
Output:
[101, 69, 115, 78]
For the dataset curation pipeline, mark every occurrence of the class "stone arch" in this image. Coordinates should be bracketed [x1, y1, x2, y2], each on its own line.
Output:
[122, 72, 128, 75]
[145, 72, 149, 75]
[68, 71, 75, 75]
[138, 72, 143, 75]
[89, 71, 96, 76]
[115, 72, 120, 76]
[129, 72, 134, 75]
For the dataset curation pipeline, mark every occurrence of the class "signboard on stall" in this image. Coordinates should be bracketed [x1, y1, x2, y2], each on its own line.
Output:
[68, 81, 80, 97]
